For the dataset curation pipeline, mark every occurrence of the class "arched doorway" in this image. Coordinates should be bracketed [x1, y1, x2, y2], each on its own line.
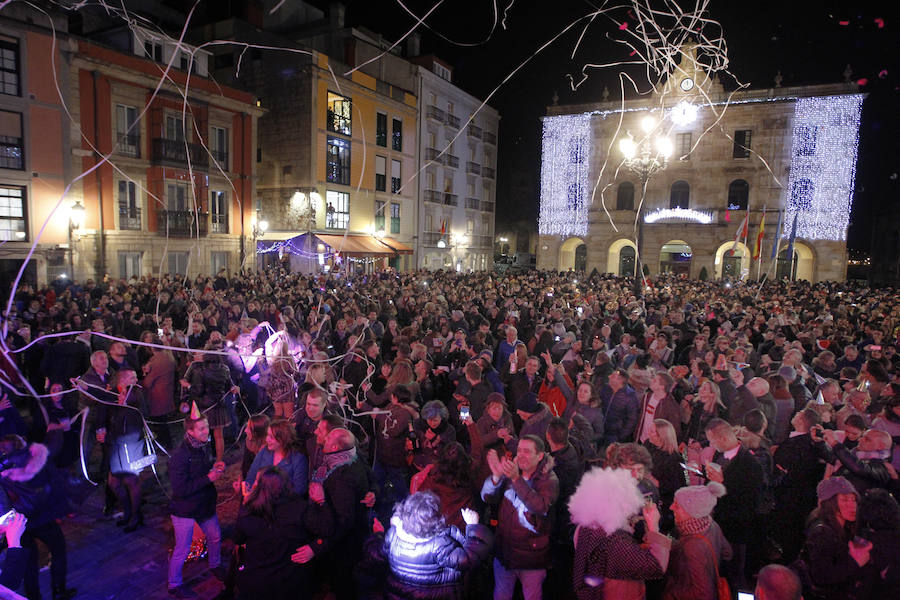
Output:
[606, 238, 638, 275]
[559, 237, 586, 271]
[714, 241, 751, 279]
[660, 240, 692, 276]
[776, 242, 814, 281]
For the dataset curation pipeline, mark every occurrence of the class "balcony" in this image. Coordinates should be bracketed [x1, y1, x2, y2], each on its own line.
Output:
[152, 138, 209, 169]
[116, 134, 141, 158]
[423, 231, 444, 246]
[157, 210, 208, 237]
[118, 203, 142, 230]
[424, 189, 458, 206]
[211, 150, 229, 170]
[482, 166, 495, 179]
[466, 161, 481, 176]
[426, 105, 446, 122]
[465, 197, 480, 210]
[210, 212, 228, 234]
[425, 147, 445, 164]
[445, 114, 461, 129]
[445, 154, 460, 169]
[473, 234, 494, 247]
[480, 200, 495, 212]
[483, 131, 497, 145]
[467, 124, 483, 139]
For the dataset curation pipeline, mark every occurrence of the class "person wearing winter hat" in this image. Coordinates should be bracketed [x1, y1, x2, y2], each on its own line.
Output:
[804, 476, 874, 600]
[516, 392, 553, 443]
[569, 467, 671, 600]
[662, 482, 733, 600]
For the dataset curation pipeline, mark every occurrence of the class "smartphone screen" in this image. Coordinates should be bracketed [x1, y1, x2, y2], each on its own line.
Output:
[459, 406, 470, 420]
[737, 593, 754, 600]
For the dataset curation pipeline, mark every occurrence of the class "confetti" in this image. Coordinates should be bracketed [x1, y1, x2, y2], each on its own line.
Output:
[874, 18, 884, 28]
[619, 21, 629, 30]
[878, 69, 888, 78]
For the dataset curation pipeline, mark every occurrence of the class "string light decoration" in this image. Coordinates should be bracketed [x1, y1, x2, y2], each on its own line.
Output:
[539, 114, 592, 236]
[643, 207, 713, 224]
[783, 94, 864, 241]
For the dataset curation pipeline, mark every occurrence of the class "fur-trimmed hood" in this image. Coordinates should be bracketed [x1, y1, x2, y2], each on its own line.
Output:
[2, 443, 49, 482]
[568, 467, 644, 534]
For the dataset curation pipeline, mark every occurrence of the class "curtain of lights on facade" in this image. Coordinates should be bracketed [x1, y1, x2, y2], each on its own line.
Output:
[539, 114, 592, 237]
[784, 94, 865, 242]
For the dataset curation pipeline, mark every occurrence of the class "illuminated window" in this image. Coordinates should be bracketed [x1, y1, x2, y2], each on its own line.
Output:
[210, 190, 228, 233]
[326, 190, 349, 229]
[0, 110, 23, 169]
[375, 155, 386, 191]
[327, 92, 351, 136]
[0, 185, 26, 241]
[326, 136, 351, 185]
[375, 200, 385, 232]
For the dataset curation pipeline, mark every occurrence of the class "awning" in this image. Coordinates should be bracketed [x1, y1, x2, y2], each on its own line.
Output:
[316, 233, 397, 256]
[380, 238, 413, 255]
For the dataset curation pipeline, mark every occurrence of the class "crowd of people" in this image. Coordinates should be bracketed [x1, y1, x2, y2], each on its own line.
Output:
[0, 267, 899, 600]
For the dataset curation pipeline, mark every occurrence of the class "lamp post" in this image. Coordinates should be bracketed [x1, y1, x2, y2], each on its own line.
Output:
[68, 200, 85, 280]
[618, 115, 673, 293]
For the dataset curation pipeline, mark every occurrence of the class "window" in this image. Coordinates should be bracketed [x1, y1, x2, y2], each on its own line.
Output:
[424, 213, 433, 232]
[390, 202, 400, 234]
[326, 136, 351, 185]
[166, 115, 185, 142]
[327, 92, 351, 135]
[168, 251, 189, 275]
[391, 159, 401, 194]
[670, 180, 690, 209]
[326, 190, 349, 229]
[733, 129, 751, 158]
[790, 178, 814, 210]
[375, 200, 386, 232]
[0, 110, 24, 170]
[166, 182, 188, 211]
[392, 118, 402, 151]
[795, 125, 817, 157]
[433, 62, 451, 81]
[0, 185, 26, 241]
[211, 251, 228, 275]
[143, 41, 162, 62]
[466, 218, 474, 234]
[179, 52, 189, 71]
[676, 132, 692, 159]
[375, 156, 386, 191]
[376, 112, 387, 147]
[116, 105, 140, 157]
[118, 251, 142, 280]
[118, 181, 141, 230]
[210, 190, 228, 233]
[210, 126, 228, 168]
[727, 179, 749, 211]
[1, 36, 20, 96]
[616, 182, 634, 210]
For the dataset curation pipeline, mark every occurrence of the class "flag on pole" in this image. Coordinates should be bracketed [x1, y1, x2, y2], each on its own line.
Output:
[440, 220, 446, 236]
[753, 206, 766, 260]
[729, 211, 749, 256]
[770, 210, 784, 259]
[785, 212, 798, 261]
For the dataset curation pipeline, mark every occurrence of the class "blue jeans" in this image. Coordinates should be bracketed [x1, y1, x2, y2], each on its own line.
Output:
[168, 514, 221, 589]
[493, 557, 546, 600]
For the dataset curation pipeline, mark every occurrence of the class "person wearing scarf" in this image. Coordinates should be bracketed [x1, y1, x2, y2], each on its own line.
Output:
[662, 482, 732, 600]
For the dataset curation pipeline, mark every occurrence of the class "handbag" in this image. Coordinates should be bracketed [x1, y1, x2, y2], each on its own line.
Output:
[700, 534, 731, 600]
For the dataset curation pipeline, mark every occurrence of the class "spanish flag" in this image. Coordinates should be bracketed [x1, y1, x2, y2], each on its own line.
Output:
[752, 206, 766, 260]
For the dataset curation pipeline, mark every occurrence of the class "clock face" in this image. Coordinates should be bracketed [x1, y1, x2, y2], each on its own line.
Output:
[680, 77, 694, 91]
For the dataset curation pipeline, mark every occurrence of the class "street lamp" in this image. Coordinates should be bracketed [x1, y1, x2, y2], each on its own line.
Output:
[618, 118, 673, 292]
[68, 200, 85, 280]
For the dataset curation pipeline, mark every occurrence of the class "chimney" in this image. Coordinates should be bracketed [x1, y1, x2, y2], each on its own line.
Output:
[406, 32, 421, 57]
[329, 2, 345, 29]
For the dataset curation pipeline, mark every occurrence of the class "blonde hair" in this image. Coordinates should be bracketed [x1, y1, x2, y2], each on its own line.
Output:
[652, 419, 679, 453]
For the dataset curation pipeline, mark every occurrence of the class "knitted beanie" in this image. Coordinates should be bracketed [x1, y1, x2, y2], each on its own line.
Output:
[816, 476, 858, 503]
[674, 482, 727, 518]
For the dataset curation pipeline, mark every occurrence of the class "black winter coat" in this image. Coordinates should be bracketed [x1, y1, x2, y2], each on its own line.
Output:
[375, 520, 492, 600]
[168, 437, 217, 520]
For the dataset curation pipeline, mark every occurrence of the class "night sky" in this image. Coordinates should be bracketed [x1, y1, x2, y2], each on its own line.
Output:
[337, 0, 898, 252]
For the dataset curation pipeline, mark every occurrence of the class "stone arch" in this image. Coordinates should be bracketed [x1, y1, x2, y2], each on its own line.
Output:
[777, 241, 815, 281]
[714, 241, 752, 279]
[607, 238, 638, 275]
[559, 237, 586, 271]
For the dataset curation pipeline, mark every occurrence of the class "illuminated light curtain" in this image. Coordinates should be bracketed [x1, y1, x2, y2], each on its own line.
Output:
[784, 94, 864, 241]
[539, 113, 592, 236]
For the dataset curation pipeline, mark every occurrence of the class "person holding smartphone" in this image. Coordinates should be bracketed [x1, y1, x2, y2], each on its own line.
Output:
[0, 510, 28, 590]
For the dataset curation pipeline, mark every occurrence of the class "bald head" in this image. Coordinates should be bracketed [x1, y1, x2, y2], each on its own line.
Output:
[324, 427, 356, 453]
[755, 564, 801, 600]
[746, 377, 770, 398]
